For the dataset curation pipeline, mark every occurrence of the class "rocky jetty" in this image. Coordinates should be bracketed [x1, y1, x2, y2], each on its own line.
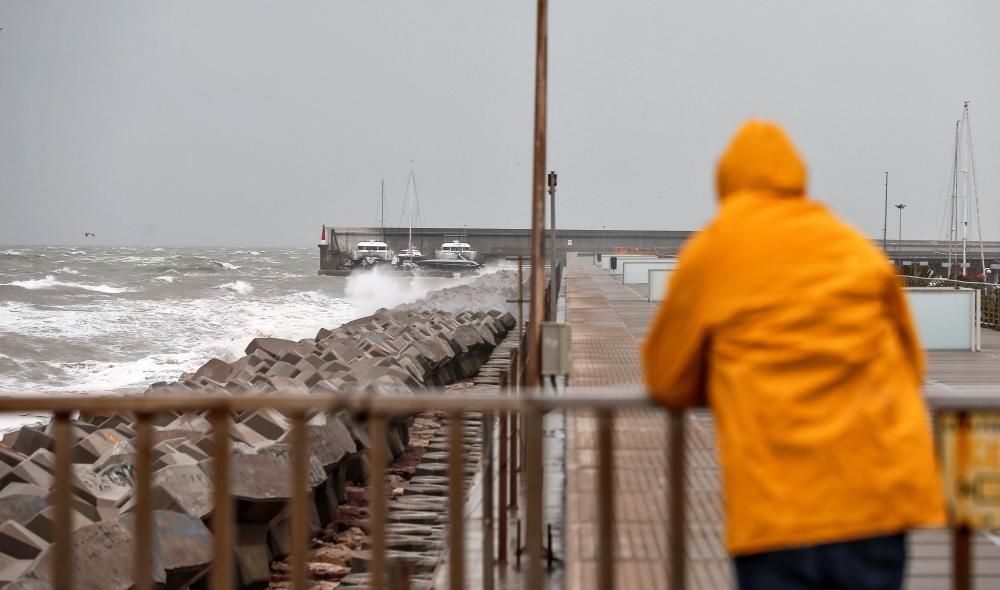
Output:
[0, 271, 519, 589]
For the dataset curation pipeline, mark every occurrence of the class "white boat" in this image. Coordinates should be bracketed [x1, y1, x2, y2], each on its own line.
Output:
[351, 240, 394, 266]
[435, 240, 478, 261]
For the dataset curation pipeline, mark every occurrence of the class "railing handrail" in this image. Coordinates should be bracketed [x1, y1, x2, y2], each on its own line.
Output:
[0, 384, 994, 413]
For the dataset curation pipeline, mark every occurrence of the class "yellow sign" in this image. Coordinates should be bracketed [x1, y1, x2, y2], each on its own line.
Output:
[939, 411, 1000, 529]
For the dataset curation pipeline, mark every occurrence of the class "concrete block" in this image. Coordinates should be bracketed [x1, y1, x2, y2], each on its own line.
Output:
[29, 518, 135, 590]
[0, 483, 48, 526]
[0, 520, 48, 559]
[245, 337, 297, 358]
[240, 409, 289, 440]
[11, 426, 52, 456]
[25, 506, 92, 542]
[118, 510, 213, 589]
[148, 463, 213, 519]
[194, 357, 236, 383]
[72, 428, 130, 464]
[234, 524, 271, 590]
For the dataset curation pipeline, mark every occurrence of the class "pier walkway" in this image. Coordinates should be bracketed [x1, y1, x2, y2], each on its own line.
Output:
[562, 254, 1000, 589]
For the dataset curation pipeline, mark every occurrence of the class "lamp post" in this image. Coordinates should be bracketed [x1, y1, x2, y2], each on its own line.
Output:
[547, 171, 558, 321]
[882, 172, 889, 251]
[895, 203, 906, 245]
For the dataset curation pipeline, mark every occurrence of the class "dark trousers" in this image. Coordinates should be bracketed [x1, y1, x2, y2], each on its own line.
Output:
[734, 533, 906, 590]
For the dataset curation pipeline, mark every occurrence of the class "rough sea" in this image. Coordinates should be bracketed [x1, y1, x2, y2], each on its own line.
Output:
[0, 246, 473, 402]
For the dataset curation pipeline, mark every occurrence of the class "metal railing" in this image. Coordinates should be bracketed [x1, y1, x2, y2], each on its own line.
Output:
[2, 386, 991, 590]
[0, 390, 681, 590]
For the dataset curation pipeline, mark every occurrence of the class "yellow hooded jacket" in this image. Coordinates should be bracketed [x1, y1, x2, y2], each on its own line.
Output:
[642, 120, 945, 556]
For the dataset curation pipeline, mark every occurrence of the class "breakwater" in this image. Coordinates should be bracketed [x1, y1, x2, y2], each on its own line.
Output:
[0, 271, 519, 589]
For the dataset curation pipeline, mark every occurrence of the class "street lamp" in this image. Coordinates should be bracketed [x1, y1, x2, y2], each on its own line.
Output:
[895, 203, 906, 244]
[547, 171, 558, 321]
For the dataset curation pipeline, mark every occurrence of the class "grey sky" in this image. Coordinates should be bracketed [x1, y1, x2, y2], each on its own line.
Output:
[1, 1, 998, 247]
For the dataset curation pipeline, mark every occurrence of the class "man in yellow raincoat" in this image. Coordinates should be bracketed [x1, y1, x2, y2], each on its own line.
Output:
[642, 120, 945, 589]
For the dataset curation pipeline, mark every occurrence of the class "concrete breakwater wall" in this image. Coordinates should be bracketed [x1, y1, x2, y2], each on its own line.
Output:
[0, 271, 519, 589]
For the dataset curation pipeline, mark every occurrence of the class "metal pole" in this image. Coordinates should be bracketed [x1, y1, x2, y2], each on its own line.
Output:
[895, 203, 906, 246]
[548, 171, 558, 321]
[526, 0, 549, 389]
[882, 171, 888, 251]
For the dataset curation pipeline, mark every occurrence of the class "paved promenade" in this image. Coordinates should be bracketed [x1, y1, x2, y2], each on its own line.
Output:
[562, 254, 1000, 589]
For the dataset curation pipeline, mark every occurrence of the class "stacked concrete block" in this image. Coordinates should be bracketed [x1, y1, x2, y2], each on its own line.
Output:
[0, 271, 518, 588]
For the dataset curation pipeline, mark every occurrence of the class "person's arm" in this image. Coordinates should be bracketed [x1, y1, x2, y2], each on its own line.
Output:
[884, 269, 925, 382]
[641, 236, 712, 408]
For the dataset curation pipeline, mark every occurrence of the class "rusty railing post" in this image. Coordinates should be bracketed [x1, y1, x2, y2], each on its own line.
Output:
[369, 413, 389, 590]
[482, 407, 495, 590]
[210, 407, 234, 590]
[498, 371, 509, 563]
[52, 411, 74, 590]
[134, 413, 154, 590]
[597, 410, 615, 589]
[509, 350, 520, 510]
[524, 402, 545, 590]
[668, 410, 687, 590]
[448, 412, 465, 590]
[290, 411, 310, 590]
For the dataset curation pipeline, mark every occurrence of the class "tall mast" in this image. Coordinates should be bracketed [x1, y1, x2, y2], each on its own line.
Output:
[964, 101, 988, 279]
[380, 178, 385, 242]
[949, 120, 960, 277]
[408, 163, 415, 253]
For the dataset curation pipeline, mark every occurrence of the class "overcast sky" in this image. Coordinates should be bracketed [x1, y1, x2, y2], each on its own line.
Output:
[1, 1, 998, 247]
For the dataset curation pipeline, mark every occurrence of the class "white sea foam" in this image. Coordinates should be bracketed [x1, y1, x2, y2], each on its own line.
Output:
[67, 250, 86, 255]
[56, 267, 80, 275]
[216, 261, 241, 270]
[0, 290, 356, 393]
[1, 250, 23, 256]
[217, 280, 253, 295]
[345, 267, 472, 316]
[3, 275, 132, 293]
[153, 275, 176, 283]
[152, 247, 165, 252]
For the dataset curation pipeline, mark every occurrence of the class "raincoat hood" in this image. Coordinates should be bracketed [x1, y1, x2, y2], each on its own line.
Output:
[716, 119, 807, 201]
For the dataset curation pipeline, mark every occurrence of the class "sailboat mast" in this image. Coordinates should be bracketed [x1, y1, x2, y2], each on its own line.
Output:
[964, 101, 988, 280]
[381, 178, 386, 242]
[949, 120, 960, 277]
[408, 164, 415, 252]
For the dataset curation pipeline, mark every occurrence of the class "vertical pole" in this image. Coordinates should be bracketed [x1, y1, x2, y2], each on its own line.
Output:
[597, 410, 615, 589]
[668, 411, 687, 590]
[369, 414, 389, 590]
[524, 403, 545, 590]
[548, 171, 558, 321]
[482, 410, 495, 590]
[290, 412, 310, 590]
[210, 408, 233, 590]
[448, 413, 465, 590]
[498, 371, 509, 563]
[526, 0, 549, 390]
[953, 411, 971, 590]
[509, 350, 520, 510]
[52, 412, 73, 590]
[133, 414, 154, 590]
[882, 171, 888, 252]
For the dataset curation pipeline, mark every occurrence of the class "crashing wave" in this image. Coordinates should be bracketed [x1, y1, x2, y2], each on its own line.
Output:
[3, 275, 132, 294]
[216, 280, 253, 295]
[153, 276, 176, 283]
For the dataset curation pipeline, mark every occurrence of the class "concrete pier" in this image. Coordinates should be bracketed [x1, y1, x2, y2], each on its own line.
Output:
[561, 253, 1000, 589]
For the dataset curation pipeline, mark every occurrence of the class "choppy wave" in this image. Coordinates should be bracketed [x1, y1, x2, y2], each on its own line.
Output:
[216, 261, 241, 270]
[153, 275, 176, 283]
[216, 280, 253, 295]
[55, 267, 79, 274]
[3, 275, 133, 294]
[1, 249, 24, 256]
